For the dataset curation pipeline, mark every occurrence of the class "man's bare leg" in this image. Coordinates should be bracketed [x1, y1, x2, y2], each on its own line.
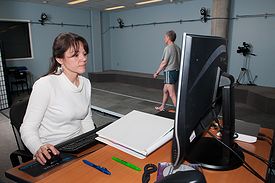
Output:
[166, 84, 177, 106]
[155, 84, 169, 111]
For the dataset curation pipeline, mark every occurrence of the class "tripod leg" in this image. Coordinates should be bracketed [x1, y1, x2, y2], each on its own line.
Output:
[237, 69, 245, 84]
[247, 70, 256, 85]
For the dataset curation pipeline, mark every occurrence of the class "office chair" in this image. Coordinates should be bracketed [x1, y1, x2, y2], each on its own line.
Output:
[10, 69, 30, 95]
[9, 98, 33, 167]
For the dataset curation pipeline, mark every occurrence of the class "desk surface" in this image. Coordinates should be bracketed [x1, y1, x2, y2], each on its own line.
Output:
[6, 128, 273, 183]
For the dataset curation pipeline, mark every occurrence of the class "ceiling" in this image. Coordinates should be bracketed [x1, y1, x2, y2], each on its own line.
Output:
[6, 0, 191, 11]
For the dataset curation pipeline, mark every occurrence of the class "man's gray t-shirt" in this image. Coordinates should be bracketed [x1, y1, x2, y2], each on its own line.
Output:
[162, 44, 181, 71]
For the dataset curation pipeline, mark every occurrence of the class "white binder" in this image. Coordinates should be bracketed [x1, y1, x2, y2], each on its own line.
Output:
[96, 110, 174, 159]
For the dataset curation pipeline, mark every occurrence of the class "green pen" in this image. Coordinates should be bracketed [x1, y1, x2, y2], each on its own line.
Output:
[112, 156, 141, 171]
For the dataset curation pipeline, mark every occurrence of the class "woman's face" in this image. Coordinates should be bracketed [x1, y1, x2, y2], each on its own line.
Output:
[57, 42, 88, 75]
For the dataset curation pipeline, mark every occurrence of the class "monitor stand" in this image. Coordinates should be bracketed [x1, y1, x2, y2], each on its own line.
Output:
[187, 73, 244, 170]
[186, 137, 244, 170]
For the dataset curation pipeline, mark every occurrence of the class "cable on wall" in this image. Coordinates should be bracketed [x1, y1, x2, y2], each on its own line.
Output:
[30, 13, 91, 27]
[102, 16, 236, 33]
[101, 11, 275, 34]
[236, 13, 275, 19]
[30, 21, 91, 28]
[110, 18, 202, 29]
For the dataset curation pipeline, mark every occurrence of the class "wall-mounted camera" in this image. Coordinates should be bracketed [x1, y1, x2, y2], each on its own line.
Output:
[237, 42, 256, 57]
[200, 7, 210, 23]
[39, 13, 48, 25]
[117, 18, 124, 28]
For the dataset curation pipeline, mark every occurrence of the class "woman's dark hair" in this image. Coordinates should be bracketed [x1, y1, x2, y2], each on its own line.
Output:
[47, 32, 89, 75]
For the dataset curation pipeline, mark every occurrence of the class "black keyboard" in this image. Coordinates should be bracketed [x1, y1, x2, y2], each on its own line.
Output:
[55, 123, 110, 153]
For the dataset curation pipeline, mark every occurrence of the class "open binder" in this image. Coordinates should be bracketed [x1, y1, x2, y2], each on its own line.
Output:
[96, 110, 174, 159]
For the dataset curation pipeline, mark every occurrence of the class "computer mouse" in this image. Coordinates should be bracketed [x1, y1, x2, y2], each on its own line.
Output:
[157, 170, 206, 183]
[44, 149, 62, 166]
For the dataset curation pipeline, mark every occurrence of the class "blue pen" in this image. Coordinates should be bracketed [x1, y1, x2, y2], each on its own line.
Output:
[83, 160, 111, 175]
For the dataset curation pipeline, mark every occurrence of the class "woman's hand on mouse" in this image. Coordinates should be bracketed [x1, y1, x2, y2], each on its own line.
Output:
[34, 144, 60, 165]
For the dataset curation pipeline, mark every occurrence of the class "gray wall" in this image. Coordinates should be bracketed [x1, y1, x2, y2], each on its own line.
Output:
[228, 0, 275, 87]
[102, 0, 212, 74]
[0, 1, 93, 80]
[102, 0, 275, 87]
[1, 0, 275, 87]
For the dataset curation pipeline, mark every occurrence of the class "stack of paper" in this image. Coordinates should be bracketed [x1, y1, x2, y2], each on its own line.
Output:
[96, 110, 174, 159]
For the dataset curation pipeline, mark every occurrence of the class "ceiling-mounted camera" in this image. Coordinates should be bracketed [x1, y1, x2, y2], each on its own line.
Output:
[39, 13, 48, 25]
[237, 42, 256, 57]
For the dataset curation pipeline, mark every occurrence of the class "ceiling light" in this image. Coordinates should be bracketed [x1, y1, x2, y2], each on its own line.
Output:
[67, 0, 88, 5]
[136, 0, 163, 5]
[105, 6, 125, 11]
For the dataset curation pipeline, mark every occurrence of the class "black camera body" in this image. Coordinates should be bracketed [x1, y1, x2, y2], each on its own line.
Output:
[237, 42, 251, 56]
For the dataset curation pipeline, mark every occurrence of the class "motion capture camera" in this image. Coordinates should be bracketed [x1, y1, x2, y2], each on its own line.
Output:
[117, 18, 124, 29]
[39, 13, 48, 25]
[200, 7, 210, 23]
[237, 42, 255, 56]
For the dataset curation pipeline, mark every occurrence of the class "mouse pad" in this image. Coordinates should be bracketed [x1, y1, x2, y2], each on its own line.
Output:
[19, 153, 76, 177]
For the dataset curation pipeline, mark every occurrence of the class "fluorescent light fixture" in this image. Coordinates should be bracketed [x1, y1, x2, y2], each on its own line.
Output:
[68, 0, 88, 5]
[136, 0, 163, 5]
[105, 6, 125, 11]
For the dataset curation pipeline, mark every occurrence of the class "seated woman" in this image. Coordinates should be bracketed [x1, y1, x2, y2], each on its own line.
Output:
[20, 32, 95, 165]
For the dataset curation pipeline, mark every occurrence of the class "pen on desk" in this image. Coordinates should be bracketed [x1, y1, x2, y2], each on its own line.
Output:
[82, 160, 111, 175]
[112, 156, 141, 171]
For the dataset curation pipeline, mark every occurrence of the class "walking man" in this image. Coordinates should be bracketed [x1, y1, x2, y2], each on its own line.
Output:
[154, 30, 181, 111]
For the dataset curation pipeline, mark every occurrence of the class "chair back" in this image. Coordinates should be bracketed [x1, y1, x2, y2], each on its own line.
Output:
[9, 98, 30, 152]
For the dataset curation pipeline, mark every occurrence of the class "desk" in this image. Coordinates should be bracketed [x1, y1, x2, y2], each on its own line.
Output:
[6, 128, 273, 183]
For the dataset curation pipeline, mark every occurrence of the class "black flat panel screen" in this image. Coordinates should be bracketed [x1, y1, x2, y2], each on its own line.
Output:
[0, 20, 33, 60]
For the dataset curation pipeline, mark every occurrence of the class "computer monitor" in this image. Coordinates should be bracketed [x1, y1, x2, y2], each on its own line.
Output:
[172, 33, 244, 170]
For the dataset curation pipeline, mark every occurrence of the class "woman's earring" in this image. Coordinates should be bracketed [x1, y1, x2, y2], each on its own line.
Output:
[57, 66, 63, 74]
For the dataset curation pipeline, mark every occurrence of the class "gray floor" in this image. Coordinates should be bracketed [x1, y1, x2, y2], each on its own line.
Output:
[91, 82, 275, 129]
[0, 81, 275, 182]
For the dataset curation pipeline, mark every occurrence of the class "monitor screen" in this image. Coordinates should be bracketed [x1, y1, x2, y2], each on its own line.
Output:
[171, 33, 243, 171]
[0, 20, 33, 60]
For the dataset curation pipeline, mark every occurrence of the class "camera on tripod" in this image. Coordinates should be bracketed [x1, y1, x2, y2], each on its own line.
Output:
[236, 42, 257, 85]
[237, 42, 256, 56]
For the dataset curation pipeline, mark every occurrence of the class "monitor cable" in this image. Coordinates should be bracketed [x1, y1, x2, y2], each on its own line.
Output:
[258, 132, 273, 141]
[257, 136, 272, 146]
[257, 133, 273, 146]
[240, 145, 275, 181]
[239, 146, 271, 168]
[207, 130, 266, 182]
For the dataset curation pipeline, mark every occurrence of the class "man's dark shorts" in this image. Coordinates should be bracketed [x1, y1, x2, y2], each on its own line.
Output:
[164, 70, 179, 84]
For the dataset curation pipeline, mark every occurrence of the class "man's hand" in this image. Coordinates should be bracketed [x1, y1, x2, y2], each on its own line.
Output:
[153, 72, 159, 78]
[154, 60, 167, 79]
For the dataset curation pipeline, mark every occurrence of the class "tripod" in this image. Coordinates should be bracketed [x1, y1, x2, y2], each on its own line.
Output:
[236, 56, 257, 85]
